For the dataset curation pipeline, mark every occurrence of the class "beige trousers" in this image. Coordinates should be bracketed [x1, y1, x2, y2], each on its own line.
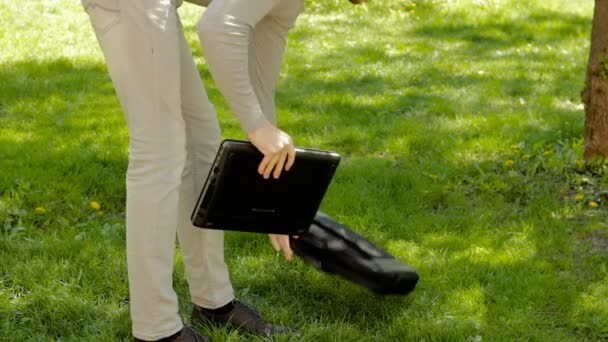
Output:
[82, 0, 302, 340]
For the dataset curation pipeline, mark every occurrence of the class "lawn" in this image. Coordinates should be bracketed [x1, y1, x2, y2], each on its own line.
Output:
[1, 0, 607, 341]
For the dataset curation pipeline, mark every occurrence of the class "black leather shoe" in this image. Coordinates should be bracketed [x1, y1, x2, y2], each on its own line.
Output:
[191, 300, 299, 338]
[134, 326, 211, 342]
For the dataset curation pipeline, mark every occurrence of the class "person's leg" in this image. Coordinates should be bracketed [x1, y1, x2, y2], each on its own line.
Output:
[174, 20, 235, 309]
[82, 0, 186, 340]
[248, 0, 305, 124]
[186, 1, 304, 337]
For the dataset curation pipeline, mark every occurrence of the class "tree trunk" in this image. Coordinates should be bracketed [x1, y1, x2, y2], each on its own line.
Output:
[582, 0, 608, 160]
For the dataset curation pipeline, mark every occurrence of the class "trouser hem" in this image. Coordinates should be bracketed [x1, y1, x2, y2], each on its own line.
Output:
[133, 321, 183, 341]
[192, 292, 235, 310]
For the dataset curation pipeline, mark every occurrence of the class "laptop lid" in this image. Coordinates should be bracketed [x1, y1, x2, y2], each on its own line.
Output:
[191, 139, 341, 235]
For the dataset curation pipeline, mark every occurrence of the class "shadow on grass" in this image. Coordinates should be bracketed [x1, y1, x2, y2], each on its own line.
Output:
[413, 9, 590, 50]
[0, 58, 128, 211]
[224, 209, 603, 340]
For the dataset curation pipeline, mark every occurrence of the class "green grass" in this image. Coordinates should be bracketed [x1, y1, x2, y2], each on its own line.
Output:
[1, 0, 607, 340]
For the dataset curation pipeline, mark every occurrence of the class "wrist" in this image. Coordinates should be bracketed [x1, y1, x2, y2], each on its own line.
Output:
[245, 117, 271, 137]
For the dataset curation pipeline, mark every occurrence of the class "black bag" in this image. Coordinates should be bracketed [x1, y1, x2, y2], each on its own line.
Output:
[290, 212, 419, 295]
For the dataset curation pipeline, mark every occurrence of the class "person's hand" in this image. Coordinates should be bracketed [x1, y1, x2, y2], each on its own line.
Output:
[268, 234, 296, 260]
[247, 122, 296, 179]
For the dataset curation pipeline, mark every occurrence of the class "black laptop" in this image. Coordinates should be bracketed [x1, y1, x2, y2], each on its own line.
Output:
[191, 140, 341, 235]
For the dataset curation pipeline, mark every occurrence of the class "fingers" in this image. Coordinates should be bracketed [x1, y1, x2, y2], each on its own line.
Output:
[285, 145, 296, 171]
[273, 150, 288, 179]
[279, 235, 293, 260]
[262, 154, 280, 179]
[269, 234, 281, 252]
[257, 156, 267, 175]
[258, 146, 294, 179]
[258, 153, 279, 178]
[248, 123, 296, 179]
[268, 234, 293, 260]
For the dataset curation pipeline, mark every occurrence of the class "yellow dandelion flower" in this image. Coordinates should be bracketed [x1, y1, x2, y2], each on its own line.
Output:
[543, 150, 552, 156]
[522, 154, 531, 160]
[90, 201, 101, 211]
[504, 160, 515, 167]
[510, 144, 519, 150]
[589, 201, 599, 208]
[574, 193, 584, 201]
[35, 207, 46, 214]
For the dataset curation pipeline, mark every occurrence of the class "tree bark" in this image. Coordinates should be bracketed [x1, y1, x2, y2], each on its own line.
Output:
[582, 0, 608, 160]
